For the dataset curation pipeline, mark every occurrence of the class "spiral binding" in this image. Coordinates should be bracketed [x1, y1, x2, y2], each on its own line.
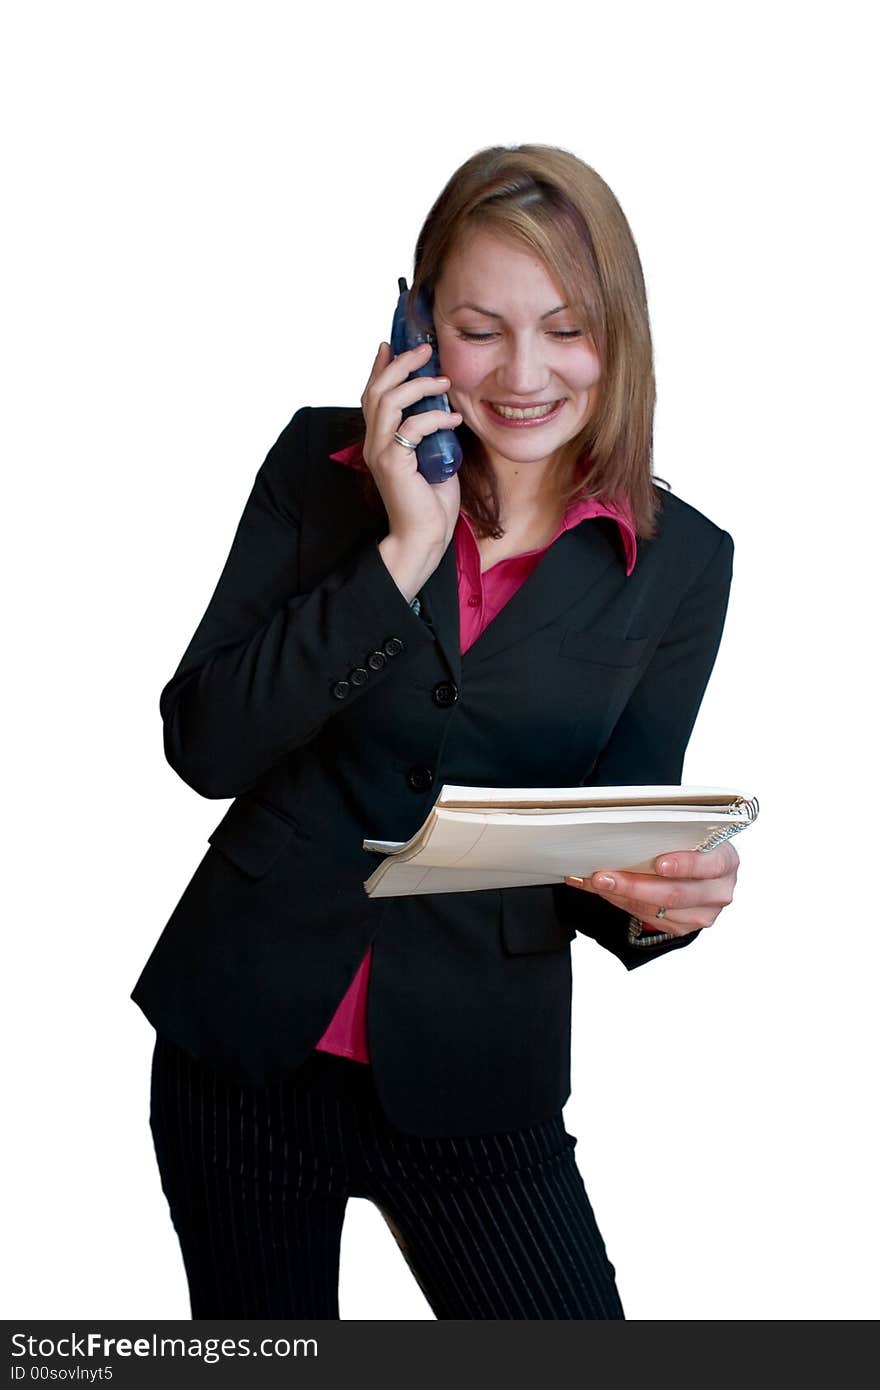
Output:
[627, 914, 676, 948]
[695, 795, 760, 852]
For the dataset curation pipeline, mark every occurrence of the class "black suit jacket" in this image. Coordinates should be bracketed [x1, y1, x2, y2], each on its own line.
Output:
[131, 405, 734, 1137]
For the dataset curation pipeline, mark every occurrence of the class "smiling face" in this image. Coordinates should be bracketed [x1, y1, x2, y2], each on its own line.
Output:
[431, 229, 602, 487]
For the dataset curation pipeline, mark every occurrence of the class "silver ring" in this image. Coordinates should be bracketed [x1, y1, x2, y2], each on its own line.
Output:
[393, 430, 418, 451]
[655, 906, 667, 920]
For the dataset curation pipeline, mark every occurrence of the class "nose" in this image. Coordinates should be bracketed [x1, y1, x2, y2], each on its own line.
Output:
[495, 333, 553, 397]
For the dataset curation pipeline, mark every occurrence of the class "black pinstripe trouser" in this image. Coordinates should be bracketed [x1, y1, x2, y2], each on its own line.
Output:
[149, 1032, 626, 1320]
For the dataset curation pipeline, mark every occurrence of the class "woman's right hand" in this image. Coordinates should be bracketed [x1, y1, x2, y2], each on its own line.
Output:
[361, 341, 462, 559]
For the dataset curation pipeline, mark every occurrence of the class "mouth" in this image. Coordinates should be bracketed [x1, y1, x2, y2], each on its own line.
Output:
[483, 398, 566, 427]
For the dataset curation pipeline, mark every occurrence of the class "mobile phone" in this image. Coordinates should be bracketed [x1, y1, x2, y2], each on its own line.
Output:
[390, 278, 462, 483]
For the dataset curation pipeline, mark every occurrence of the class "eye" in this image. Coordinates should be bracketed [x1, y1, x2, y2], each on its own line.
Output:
[456, 329, 584, 343]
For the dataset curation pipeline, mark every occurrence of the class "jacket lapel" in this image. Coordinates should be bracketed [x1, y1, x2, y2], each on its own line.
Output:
[416, 537, 462, 684]
[417, 517, 627, 679]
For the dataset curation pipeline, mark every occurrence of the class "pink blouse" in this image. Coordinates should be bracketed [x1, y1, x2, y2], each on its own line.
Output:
[314, 439, 639, 1063]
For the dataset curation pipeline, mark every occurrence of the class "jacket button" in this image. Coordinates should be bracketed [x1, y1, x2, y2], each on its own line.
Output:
[331, 680, 351, 700]
[349, 666, 369, 686]
[384, 636, 405, 657]
[367, 650, 387, 671]
[432, 681, 458, 708]
[406, 765, 433, 791]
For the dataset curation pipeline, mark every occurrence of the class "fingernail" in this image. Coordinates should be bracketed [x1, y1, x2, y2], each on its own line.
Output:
[593, 874, 616, 890]
[564, 876, 584, 887]
[657, 858, 675, 874]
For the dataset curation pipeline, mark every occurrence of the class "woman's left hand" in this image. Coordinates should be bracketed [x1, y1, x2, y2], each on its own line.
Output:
[563, 841, 740, 937]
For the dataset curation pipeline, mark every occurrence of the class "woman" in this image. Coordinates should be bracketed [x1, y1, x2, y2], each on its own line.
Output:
[133, 144, 739, 1320]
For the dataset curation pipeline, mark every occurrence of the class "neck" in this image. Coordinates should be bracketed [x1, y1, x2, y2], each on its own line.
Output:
[487, 451, 575, 525]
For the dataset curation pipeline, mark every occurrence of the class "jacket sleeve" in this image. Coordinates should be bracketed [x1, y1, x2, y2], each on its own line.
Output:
[159, 407, 435, 798]
[553, 527, 735, 969]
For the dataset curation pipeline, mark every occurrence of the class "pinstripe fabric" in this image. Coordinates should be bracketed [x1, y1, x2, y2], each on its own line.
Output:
[149, 1033, 625, 1320]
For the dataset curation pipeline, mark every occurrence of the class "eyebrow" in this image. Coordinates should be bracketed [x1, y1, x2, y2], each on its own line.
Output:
[449, 301, 569, 320]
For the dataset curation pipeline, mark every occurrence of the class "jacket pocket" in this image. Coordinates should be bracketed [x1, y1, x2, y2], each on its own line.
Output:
[558, 628, 651, 668]
[208, 796, 303, 879]
[499, 885, 576, 955]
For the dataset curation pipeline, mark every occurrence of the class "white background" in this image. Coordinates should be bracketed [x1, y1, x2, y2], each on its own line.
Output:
[3, 0, 877, 1321]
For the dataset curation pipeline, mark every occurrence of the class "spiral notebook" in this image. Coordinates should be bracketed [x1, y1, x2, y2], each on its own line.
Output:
[362, 784, 759, 898]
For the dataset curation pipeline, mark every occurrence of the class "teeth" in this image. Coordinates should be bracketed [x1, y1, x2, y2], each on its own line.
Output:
[490, 401, 560, 419]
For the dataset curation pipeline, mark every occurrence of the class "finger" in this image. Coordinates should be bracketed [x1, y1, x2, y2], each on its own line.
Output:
[377, 409, 464, 454]
[562, 875, 728, 931]
[593, 891, 717, 934]
[361, 341, 394, 399]
[366, 378, 456, 437]
[367, 341, 433, 392]
[362, 341, 435, 409]
[654, 841, 740, 880]
[376, 374, 457, 419]
[585, 870, 733, 912]
[562, 875, 721, 930]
